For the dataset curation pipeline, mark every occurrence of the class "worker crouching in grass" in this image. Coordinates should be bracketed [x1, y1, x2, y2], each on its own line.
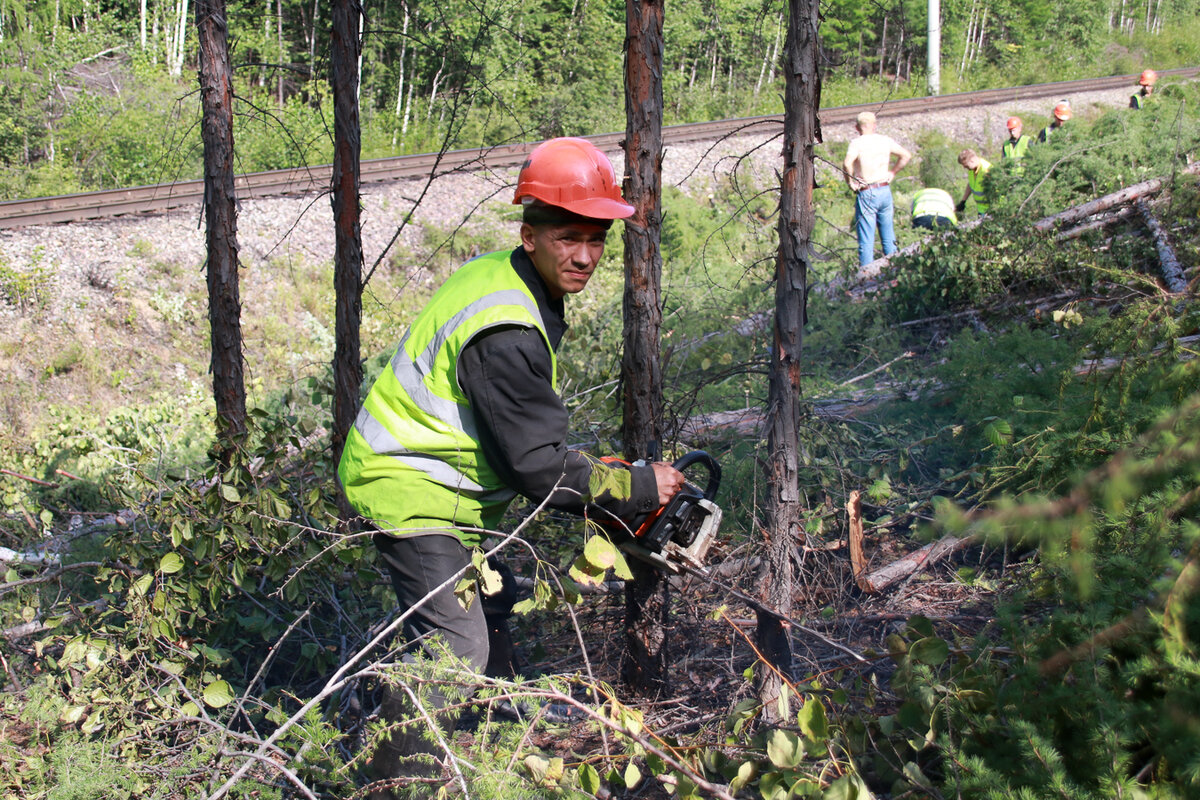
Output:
[911, 187, 958, 230]
[337, 136, 686, 798]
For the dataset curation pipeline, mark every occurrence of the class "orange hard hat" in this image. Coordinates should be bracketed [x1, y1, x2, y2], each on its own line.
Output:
[513, 137, 634, 220]
[1006, 116, 1022, 130]
[1053, 102, 1072, 121]
[1139, 69, 1158, 86]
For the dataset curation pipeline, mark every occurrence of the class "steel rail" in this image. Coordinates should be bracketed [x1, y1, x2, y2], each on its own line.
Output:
[0, 68, 1195, 230]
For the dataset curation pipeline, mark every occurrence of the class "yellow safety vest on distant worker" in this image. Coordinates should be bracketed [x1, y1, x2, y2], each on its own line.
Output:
[1001, 136, 1031, 160]
[337, 250, 556, 547]
[911, 188, 957, 225]
[968, 159, 992, 214]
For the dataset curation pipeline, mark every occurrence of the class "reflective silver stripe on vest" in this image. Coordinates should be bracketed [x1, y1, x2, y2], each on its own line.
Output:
[352, 406, 516, 502]
[389, 289, 543, 435]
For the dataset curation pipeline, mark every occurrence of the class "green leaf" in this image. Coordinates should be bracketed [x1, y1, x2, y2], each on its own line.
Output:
[610, 547, 634, 581]
[524, 754, 549, 783]
[623, 761, 642, 789]
[765, 728, 803, 769]
[578, 762, 600, 794]
[132, 574, 154, 596]
[983, 417, 1013, 448]
[730, 759, 756, 793]
[822, 774, 867, 800]
[60, 705, 87, 725]
[569, 555, 608, 587]
[473, 551, 504, 597]
[909, 636, 950, 666]
[798, 697, 830, 743]
[220, 483, 241, 503]
[159, 552, 184, 575]
[203, 679, 235, 709]
[583, 535, 618, 570]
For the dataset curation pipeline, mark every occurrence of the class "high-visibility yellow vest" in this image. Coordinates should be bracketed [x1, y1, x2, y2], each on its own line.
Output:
[1001, 136, 1031, 160]
[911, 188, 957, 224]
[337, 250, 555, 546]
[968, 159, 992, 213]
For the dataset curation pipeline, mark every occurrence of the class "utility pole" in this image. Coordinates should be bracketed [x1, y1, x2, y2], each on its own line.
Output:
[927, 0, 941, 95]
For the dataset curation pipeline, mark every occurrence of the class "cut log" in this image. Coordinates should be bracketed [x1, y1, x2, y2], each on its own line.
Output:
[1032, 161, 1200, 234]
[1136, 198, 1188, 293]
[857, 534, 975, 593]
[1055, 205, 1138, 241]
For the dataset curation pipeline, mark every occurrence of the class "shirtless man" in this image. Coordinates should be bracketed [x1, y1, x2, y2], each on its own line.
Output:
[843, 111, 913, 267]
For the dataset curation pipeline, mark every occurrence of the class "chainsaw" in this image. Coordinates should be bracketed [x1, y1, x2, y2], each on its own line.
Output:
[600, 451, 723, 573]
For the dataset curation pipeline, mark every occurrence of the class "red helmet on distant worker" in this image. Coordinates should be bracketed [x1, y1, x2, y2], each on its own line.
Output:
[1052, 102, 1072, 121]
[1139, 69, 1158, 86]
[513, 137, 634, 220]
[1006, 116, 1022, 130]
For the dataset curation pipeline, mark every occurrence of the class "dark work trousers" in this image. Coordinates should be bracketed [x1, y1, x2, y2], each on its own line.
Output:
[368, 532, 518, 795]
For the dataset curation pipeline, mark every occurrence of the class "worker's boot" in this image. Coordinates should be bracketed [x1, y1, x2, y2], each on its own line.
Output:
[367, 683, 443, 799]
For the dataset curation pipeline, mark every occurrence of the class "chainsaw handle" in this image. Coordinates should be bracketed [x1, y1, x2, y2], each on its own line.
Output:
[671, 451, 721, 501]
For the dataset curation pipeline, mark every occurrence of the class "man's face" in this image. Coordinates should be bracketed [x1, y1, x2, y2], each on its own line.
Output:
[1009, 123, 1022, 138]
[521, 221, 610, 299]
[961, 155, 980, 171]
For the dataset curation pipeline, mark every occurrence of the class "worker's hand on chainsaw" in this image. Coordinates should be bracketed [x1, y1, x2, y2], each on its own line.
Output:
[651, 462, 686, 505]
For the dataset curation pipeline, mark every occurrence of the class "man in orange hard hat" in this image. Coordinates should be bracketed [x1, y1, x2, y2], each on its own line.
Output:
[1038, 101, 1072, 143]
[1001, 117, 1031, 162]
[1131, 69, 1158, 109]
[339, 136, 685, 792]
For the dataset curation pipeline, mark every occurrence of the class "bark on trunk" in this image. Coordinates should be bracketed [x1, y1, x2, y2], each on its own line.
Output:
[621, 0, 669, 695]
[1136, 198, 1187, 293]
[757, 0, 819, 724]
[330, 0, 364, 485]
[196, 0, 246, 463]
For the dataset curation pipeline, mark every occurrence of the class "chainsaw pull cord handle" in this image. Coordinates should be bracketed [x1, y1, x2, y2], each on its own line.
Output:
[671, 450, 721, 501]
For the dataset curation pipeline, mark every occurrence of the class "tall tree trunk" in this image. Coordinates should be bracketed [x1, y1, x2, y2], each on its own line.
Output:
[757, 0, 819, 724]
[878, 14, 887, 77]
[927, 0, 940, 94]
[621, 0, 668, 696]
[959, 0, 976, 77]
[309, 0, 319, 65]
[196, 0, 246, 462]
[330, 0, 364, 485]
[392, 1, 409, 148]
[276, 0, 284, 107]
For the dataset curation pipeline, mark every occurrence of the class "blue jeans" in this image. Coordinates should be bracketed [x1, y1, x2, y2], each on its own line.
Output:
[855, 186, 897, 266]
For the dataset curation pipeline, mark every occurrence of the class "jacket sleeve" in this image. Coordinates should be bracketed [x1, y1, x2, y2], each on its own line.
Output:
[458, 326, 659, 522]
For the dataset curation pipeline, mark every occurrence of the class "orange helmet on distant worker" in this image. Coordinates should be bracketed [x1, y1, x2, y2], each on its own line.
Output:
[513, 137, 634, 220]
[1053, 102, 1072, 121]
[1139, 69, 1158, 86]
[1006, 116, 1022, 130]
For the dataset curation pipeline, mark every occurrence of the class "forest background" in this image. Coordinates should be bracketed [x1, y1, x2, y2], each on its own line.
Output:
[3, 0, 1200, 798]
[1, 0, 1200, 199]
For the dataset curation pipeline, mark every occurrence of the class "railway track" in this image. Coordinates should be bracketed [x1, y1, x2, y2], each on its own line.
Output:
[1, 68, 1195, 230]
